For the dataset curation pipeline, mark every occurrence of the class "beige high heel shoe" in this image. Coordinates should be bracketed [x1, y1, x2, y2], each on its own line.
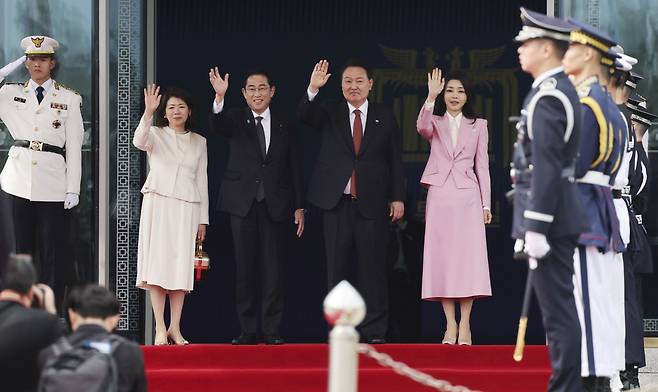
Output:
[457, 325, 472, 345]
[442, 322, 458, 344]
[167, 330, 190, 345]
[154, 331, 169, 346]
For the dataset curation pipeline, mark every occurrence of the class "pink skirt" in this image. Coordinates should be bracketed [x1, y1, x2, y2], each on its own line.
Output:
[421, 180, 492, 299]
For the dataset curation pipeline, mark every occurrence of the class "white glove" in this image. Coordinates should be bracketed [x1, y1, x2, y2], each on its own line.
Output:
[514, 239, 525, 254]
[524, 231, 550, 259]
[64, 193, 79, 210]
[0, 56, 26, 79]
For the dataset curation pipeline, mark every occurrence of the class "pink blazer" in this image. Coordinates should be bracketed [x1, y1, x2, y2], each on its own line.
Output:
[416, 105, 491, 209]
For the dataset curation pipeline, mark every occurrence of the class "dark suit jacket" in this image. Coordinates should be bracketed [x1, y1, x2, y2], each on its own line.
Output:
[298, 96, 406, 219]
[0, 300, 64, 392]
[0, 190, 14, 280]
[38, 324, 147, 392]
[209, 107, 304, 222]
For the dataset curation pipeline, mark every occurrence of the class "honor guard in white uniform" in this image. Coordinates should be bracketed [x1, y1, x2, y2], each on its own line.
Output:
[0, 36, 84, 305]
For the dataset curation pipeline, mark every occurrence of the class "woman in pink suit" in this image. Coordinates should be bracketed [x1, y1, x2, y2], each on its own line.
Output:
[417, 69, 492, 345]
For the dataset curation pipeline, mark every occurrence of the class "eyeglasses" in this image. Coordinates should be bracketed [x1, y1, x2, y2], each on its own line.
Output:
[245, 86, 271, 95]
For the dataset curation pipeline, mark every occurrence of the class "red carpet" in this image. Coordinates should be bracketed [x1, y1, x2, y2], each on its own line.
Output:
[143, 344, 551, 392]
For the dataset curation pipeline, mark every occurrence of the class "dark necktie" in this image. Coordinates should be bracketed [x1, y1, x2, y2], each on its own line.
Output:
[36, 86, 44, 104]
[255, 116, 266, 159]
[255, 116, 266, 201]
[350, 109, 363, 197]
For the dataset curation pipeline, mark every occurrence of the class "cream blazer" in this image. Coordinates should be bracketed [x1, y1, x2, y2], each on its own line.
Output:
[133, 115, 209, 225]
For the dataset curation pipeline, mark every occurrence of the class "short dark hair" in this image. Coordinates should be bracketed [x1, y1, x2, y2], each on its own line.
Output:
[434, 72, 478, 123]
[2, 254, 36, 295]
[67, 284, 120, 319]
[341, 58, 373, 79]
[154, 87, 194, 131]
[549, 39, 569, 59]
[25, 54, 58, 79]
[242, 69, 275, 88]
[609, 69, 628, 88]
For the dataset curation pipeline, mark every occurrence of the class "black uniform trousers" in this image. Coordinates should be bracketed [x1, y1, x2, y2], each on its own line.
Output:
[533, 235, 582, 392]
[623, 252, 645, 367]
[323, 195, 389, 339]
[9, 192, 65, 302]
[230, 200, 284, 336]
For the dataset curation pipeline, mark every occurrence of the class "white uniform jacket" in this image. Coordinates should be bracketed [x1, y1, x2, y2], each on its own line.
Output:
[0, 79, 84, 201]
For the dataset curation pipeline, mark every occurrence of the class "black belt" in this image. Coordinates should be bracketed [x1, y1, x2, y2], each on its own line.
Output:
[13, 140, 65, 157]
[612, 187, 631, 199]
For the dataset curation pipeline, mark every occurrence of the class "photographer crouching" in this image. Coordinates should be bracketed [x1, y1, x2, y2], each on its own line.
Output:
[0, 254, 64, 392]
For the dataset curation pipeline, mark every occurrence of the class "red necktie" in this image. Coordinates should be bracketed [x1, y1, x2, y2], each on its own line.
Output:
[350, 109, 363, 197]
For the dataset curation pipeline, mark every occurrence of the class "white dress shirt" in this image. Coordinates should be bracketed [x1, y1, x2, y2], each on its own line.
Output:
[344, 100, 368, 194]
[307, 88, 369, 194]
[212, 99, 271, 152]
[28, 78, 54, 96]
[447, 112, 462, 148]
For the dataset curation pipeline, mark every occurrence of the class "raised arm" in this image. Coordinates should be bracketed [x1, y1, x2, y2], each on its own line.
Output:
[0, 56, 25, 86]
[298, 59, 332, 129]
[416, 68, 445, 140]
[0, 56, 26, 121]
[133, 84, 161, 151]
[207, 66, 237, 137]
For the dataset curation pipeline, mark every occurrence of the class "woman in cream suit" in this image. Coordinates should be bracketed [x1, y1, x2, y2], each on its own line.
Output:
[417, 69, 491, 345]
[134, 85, 209, 345]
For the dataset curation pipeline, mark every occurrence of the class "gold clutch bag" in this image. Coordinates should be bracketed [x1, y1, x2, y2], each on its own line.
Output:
[193, 239, 210, 281]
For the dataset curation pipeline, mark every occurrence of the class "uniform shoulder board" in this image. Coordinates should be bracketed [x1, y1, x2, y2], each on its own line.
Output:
[539, 77, 557, 90]
[3, 82, 22, 85]
[54, 82, 81, 96]
[576, 83, 591, 97]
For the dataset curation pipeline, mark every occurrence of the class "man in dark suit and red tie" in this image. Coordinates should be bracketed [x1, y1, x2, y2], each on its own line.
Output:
[299, 59, 406, 344]
[208, 67, 305, 345]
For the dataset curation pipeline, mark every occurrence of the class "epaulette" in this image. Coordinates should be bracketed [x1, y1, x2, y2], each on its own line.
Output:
[575, 75, 598, 98]
[54, 81, 80, 96]
[539, 77, 557, 90]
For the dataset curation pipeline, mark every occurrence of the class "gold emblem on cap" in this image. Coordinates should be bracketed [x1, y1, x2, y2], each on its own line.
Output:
[31, 37, 45, 48]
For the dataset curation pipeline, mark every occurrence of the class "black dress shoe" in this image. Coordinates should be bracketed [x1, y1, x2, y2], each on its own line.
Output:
[582, 376, 597, 392]
[620, 368, 640, 391]
[367, 337, 386, 344]
[264, 335, 285, 345]
[597, 377, 612, 392]
[231, 333, 259, 345]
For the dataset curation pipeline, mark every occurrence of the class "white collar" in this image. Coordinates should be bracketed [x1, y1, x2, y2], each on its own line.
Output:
[448, 111, 463, 123]
[532, 66, 563, 88]
[252, 107, 271, 122]
[347, 100, 369, 116]
[28, 78, 54, 93]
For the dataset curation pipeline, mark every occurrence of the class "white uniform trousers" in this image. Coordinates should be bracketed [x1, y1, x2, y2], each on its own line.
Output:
[573, 245, 625, 377]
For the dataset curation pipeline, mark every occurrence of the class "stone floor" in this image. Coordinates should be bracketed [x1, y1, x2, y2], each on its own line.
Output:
[610, 347, 658, 391]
